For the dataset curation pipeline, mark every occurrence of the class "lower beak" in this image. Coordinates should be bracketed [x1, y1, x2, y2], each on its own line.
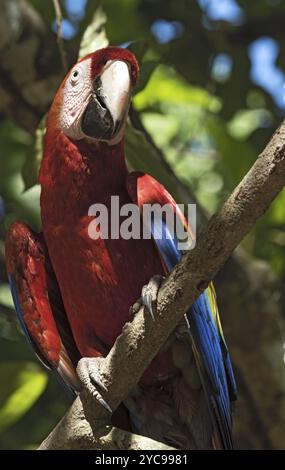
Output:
[81, 60, 131, 143]
[81, 92, 114, 141]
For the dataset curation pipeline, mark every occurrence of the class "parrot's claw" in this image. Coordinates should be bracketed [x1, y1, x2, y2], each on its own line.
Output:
[129, 299, 142, 317]
[76, 357, 113, 414]
[130, 275, 165, 321]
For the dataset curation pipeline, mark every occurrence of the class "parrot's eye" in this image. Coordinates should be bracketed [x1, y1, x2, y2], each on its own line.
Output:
[71, 69, 80, 85]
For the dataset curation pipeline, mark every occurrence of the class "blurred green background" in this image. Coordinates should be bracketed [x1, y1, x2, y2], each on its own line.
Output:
[0, 0, 285, 449]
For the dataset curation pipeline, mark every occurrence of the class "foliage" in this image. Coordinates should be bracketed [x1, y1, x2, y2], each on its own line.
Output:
[0, 0, 285, 449]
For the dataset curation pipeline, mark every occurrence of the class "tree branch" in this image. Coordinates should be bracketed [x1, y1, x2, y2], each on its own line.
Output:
[39, 121, 285, 449]
[52, 0, 68, 72]
[38, 398, 175, 450]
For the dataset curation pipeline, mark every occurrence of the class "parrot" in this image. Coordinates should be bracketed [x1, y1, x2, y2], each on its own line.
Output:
[5, 46, 237, 449]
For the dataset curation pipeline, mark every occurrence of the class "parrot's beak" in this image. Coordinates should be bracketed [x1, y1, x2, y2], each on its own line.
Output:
[81, 60, 132, 144]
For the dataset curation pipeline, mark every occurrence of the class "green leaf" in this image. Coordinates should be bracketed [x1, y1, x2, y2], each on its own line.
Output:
[0, 362, 47, 433]
[134, 60, 159, 95]
[125, 122, 195, 207]
[0, 285, 13, 309]
[127, 38, 152, 64]
[267, 188, 285, 225]
[134, 65, 221, 112]
[79, 6, 109, 58]
[228, 109, 272, 141]
[140, 112, 179, 147]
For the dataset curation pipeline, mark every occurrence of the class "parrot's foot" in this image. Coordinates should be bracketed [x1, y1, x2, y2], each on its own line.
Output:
[76, 357, 112, 415]
[130, 274, 165, 321]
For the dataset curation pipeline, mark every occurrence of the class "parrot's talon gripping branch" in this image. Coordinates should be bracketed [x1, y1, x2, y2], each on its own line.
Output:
[141, 275, 165, 321]
[77, 357, 113, 415]
[129, 300, 142, 317]
[129, 275, 165, 321]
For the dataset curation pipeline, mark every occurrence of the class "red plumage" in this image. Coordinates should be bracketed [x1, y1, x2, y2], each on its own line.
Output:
[40, 130, 177, 382]
[6, 224, 61, 365]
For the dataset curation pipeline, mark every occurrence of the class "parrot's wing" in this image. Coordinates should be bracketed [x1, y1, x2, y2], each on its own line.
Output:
[5, 222, 81, 392]
[127, 171, 237, 449]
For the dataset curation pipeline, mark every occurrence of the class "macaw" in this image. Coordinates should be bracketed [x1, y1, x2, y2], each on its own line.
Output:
[5, 46, 237, 449]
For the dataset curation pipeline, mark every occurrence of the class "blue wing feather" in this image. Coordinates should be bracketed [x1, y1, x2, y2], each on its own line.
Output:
[151, 217, 236, 449]
[9, 274, 29, 340]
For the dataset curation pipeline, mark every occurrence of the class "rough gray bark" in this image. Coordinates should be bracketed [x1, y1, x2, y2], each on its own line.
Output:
[38, 398, 175, 450]
[1, 0, 285, 450]
[39, 121, 285, 449]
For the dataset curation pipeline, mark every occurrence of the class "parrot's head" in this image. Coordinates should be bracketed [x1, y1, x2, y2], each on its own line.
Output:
[50, 46, 139, 145]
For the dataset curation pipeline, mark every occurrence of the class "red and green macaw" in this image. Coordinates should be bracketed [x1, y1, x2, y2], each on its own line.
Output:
[5, 47, 237, 449]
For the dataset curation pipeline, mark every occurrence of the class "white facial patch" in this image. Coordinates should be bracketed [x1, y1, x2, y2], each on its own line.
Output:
[59, 58, 132, 144]
[59, 58, 92, 140]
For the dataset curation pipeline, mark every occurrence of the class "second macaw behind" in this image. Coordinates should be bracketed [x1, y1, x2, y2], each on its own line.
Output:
[5, 47, 237, 449]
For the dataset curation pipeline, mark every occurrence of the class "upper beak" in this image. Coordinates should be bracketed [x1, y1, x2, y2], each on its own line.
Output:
[81, 60, 132, 143]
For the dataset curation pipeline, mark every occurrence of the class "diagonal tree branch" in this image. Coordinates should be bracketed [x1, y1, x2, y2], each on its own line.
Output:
[39, 120, 285, 449]
[38, 398, 175, 450]
[52, 0, 68, 73]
